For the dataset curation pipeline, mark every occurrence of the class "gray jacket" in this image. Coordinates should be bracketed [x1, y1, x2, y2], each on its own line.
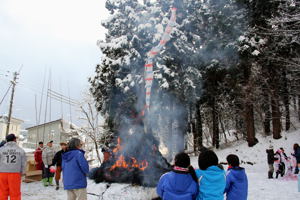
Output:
[0, 142, 27, 173]
[42, 146, 55, 166]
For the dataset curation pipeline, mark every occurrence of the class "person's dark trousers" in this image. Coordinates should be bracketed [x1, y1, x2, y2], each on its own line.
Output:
[268, 164, 274, 179]
[41, 163, 45, 178]
[55, 166, 62, 190]
[295, 164, 299, 174]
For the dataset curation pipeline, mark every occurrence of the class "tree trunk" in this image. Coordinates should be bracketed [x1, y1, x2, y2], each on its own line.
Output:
[298, 95, 300, 121]
[219, 115, 228, 144]
[195, 101, 203, 150]
[234, 114, 243, 140]
[189, 105, 197, 152]
[293, 95, 297, 113]
[242, 63, 257, 147]
[94, 140, 102, 165]
[245, 103, 257, 147]
[282, 69, 290, 131]
[271, 96, 282, 139]
[284, 98, 290, 131]
[212, 98, 219, 149]
[262, 92, 271, 136]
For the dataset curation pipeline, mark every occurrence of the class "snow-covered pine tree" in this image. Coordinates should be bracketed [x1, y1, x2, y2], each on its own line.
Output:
[194, 0, 249, 148]
[268, 0, 300, 129]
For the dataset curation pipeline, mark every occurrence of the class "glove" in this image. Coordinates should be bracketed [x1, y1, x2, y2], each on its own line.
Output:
[44, 165, 48, 168]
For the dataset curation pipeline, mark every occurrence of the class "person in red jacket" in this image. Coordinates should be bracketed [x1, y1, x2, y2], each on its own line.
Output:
[34, 142, 44, 170]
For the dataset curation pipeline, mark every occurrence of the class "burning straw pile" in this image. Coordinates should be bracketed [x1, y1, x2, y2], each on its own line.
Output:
[90, 133, 171, 187]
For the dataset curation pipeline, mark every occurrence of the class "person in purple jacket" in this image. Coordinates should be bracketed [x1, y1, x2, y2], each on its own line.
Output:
[62, 138, 89, 200]
[157, 152, 198, 200]
[224, 154, 248, 200]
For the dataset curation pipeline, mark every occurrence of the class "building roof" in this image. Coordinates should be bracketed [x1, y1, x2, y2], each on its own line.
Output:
[26, 118, 77, 130]
[0, 116, 24, 124]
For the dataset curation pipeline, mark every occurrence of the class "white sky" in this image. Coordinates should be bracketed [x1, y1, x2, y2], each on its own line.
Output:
[0, 0, 109, 127]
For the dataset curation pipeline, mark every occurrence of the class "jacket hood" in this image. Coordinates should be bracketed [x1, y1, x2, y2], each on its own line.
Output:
[62, 149, 85, 162]
[201, 166, 225, 182]
[168, 171, 195, 192]
[228, 167, 247, 181]
[5, 141, 17, 146]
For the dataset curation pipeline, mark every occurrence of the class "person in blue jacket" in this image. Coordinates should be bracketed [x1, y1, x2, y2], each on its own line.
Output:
[224, 154, 248, 200]
[157, 152, 198, 200]
[195, 150, 226, 200]
[62, 138, 89, 200]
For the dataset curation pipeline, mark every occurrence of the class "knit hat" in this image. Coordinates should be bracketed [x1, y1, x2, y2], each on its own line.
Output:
[6, 134, 17, 142]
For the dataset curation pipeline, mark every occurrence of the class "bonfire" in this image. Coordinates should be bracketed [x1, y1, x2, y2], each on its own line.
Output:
[90, 132, 171, 187]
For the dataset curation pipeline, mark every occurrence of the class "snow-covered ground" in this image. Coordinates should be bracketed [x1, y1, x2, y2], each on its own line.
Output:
[22, 180, 156, 200]
[22, 130, 300, 200]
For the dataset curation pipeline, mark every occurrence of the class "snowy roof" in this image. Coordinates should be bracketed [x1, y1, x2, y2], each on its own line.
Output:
[0, 116, 24, 124]
[26, 118, 78, 130]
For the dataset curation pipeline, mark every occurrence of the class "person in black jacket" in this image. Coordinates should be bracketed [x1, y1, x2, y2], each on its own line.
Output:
[266, 145, 277, 179]
[292, 143, 300, 174]
[52, 142, 67, 190]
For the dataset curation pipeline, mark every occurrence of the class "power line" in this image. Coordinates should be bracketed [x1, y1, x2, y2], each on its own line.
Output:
[14, 80, 79, 106]
[0, 84, 12, 106]
[48, 90, 79, 105]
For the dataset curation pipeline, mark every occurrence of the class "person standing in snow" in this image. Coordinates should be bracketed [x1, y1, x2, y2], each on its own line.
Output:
[224, 154, 248, 200]
[274, 148, 288, 178]
[280, 148, 288, 160]
[195, 150, 226, 200]
[42, 140, 55, 186]
[34, 141, 44, 170]
[292, 143, 300, 174]
[62, 138, 89, 200]
[156, 152, 198, 200]
[266, 145, 277, 179]
[0, 134, 26, 200]
[52, 142, 68, 190]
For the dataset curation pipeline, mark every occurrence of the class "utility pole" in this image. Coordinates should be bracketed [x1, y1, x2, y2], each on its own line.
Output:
[6, 72, 19, 137]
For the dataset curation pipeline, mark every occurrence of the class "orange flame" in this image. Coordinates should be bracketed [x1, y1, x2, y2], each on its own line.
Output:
[110, 155, 149, 171]
[110, 155, 128, 171]
[110, 137, 149, 171]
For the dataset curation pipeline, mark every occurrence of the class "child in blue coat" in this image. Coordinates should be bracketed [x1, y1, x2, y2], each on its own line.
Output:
[224, 154, 248, 200]
[157, 152, 198, 200]
[195, 150, 226, 200]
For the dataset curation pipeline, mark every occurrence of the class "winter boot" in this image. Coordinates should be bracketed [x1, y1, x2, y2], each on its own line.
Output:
[42, 178, 49, 187]
[276, 172, 279, 179]
[55, 180, 59, 190]
[268, 172, 273, 179]
[49, 177, 54, 186]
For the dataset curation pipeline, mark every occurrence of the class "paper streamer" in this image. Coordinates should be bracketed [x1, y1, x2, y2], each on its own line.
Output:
[143, 7, 177, 114]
